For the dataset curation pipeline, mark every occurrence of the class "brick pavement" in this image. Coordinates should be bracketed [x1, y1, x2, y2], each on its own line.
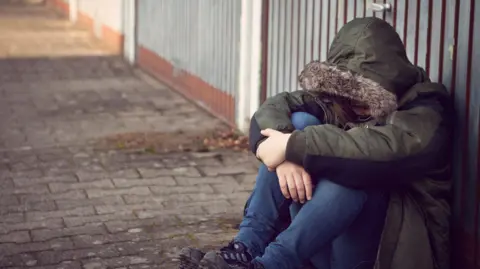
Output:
[0, 2, 258, 268]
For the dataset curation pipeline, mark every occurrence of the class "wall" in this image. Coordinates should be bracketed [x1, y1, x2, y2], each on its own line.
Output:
[46, 0, 125, 53]
[261, 0, 479, 268]
[136, 0, 241, 124]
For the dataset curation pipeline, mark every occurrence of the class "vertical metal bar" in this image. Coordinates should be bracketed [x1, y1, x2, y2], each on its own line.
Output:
[395, 0, 408, 42]
[437, 0, 447, 84]
[297, 0, 306, 87]
[277, 0, 286, 94]
[429, 0, 442, 82]
[270, 1, 281, 95]
[305, 0, 313, 64]
[310, 0, 316, 60]
[290, 1, 299, 91]
[225, 0, 232, 118]
[464, 0, 477, 265]
[69, 0, 78, 23]
[392, 0, 398, 27]
[356, 0, 364, 18]
[320, 0, 329, 60]
[312, 0, 321, 61]
[284, 0, 292, 91]
[347, 0, 355, 22]
[453, 3, 474, 265]
[337, 0, 345, 32]
[405, 0, 417, 63]
[292, 1, 302, 90]
[267, 0, 274, 98]
[413, 0, 421, 66]
[260, 0, 269, 103]
[281, 1, 292, 91]
[328, 0, 336, 50]
[233, 0, 241, 117]
[219, 0, 226, 116]
[417, 0, 430, 71]
[326, 0, 331, 55]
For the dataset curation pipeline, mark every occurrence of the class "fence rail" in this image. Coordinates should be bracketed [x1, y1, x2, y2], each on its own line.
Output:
[260, 1, 479, 267]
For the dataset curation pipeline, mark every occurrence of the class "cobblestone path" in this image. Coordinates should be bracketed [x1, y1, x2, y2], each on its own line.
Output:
[0, 2, 258, 268]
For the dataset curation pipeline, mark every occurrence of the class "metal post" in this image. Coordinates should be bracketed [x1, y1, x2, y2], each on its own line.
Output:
[69, 0, 78, 23]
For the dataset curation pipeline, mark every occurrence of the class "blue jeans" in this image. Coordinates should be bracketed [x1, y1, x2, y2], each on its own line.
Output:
[237, 112, 388, 269]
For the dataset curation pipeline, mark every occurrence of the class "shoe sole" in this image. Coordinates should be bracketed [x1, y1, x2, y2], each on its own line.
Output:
[198, 258, 222, 269]
[176, 253, 203, 269]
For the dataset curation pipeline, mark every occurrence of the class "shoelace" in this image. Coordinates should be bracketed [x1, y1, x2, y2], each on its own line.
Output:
[220, 242, 252, 265]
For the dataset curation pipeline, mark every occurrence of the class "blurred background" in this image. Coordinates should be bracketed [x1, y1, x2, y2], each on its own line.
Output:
[0, 0, 478, 268]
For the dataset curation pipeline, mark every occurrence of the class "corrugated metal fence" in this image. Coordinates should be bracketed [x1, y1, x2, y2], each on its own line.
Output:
[261, 0, 479, 268]
[136, 0, 241, 123]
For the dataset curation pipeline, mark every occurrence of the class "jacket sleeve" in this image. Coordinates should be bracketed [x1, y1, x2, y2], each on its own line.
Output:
[284, 85, 453, 189]
[249, 90, 326, 154]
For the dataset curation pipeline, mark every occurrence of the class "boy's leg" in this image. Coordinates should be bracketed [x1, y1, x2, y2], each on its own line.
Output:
[251, 112, 387, 269]
[289, 111, 322, 218]
[329, 190, 388, 269]
[238, 111, 322, 258]
[235, 164, 293, 258]
[253, 180, 368, 269]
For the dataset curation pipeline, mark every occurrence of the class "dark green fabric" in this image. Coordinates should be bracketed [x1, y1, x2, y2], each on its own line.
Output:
[327, 17, 424, 98]
[250, 17, 453, 269]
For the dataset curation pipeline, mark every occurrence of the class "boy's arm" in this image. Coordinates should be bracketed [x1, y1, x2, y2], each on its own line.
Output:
[249, 91, 325, 155]
[284, 85, 453, 188]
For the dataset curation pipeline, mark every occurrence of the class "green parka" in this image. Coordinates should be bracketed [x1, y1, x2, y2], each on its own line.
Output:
[249, 17, 453, 269]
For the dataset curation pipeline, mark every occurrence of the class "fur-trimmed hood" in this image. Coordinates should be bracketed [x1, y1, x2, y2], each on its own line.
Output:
[299, 17, 427, 118]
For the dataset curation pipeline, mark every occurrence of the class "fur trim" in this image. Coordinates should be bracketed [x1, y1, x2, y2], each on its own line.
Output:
[298, 61, 398, 117]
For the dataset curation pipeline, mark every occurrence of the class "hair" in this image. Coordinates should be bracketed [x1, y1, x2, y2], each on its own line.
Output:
[320, 93, 372, 126]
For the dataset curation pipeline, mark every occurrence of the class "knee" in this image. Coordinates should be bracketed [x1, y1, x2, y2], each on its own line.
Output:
[291, 112, 321, 130]
[314, 180, 367, 204]
[256, 164, 279, 184]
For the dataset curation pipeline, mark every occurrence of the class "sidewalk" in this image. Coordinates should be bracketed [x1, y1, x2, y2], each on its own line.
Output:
[0, 2, 257, 268]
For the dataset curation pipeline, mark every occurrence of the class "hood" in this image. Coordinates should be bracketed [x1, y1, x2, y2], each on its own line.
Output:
[299, 17, 427, 118]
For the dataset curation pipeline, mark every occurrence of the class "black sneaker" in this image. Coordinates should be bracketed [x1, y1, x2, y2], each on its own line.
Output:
[199, 251, 265, 269]
[177, 247, 206, 269]
[199, 241, 262, 269]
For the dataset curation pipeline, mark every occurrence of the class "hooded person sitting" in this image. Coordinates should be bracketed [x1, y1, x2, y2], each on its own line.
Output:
[177, 17, 453, 269]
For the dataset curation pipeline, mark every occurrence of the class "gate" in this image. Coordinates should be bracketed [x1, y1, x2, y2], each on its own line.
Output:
[260, 1, 480, 268]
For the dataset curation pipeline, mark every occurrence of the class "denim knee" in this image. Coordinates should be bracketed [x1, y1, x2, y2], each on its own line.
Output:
[291, 112, 322, 130]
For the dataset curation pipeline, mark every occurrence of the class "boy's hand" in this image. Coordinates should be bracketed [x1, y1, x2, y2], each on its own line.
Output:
[276, 161, 313, 203]
[256, 129, 291, 169]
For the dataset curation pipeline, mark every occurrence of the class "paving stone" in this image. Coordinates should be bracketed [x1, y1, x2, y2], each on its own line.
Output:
[0, 253, 37, 268]
[18, 189, 87, 202]
[13, 175, 78, 186]
[0, 4, 259, 268]
[123, 194, 190, 205]
[49, 179, 114, 193]
[0, 212, 24, 223]
[138, 167, 201, 178]
[11, 261, 82, 269]
[0, 238, 74, 256]
[149, 185, 215, 195]
[26, 206, 96, 222]
[56, 195, 125, 210]
[37, 244, 120, 265]
[87, 186, 151, 198]
[0, 231, 31, 243]
[0, 200, 57, 214]
[31, 223, 107, 241]
[175, 176, 237, 186]
[95, 202, 165, 215]
[112, 177, 176, 188]
[64, 212, 136, 227]
[0, 184, 50, 195]
[0, 194, 19, 206]
[0, 218, 64, 235]
[198, 163, 258, 176]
